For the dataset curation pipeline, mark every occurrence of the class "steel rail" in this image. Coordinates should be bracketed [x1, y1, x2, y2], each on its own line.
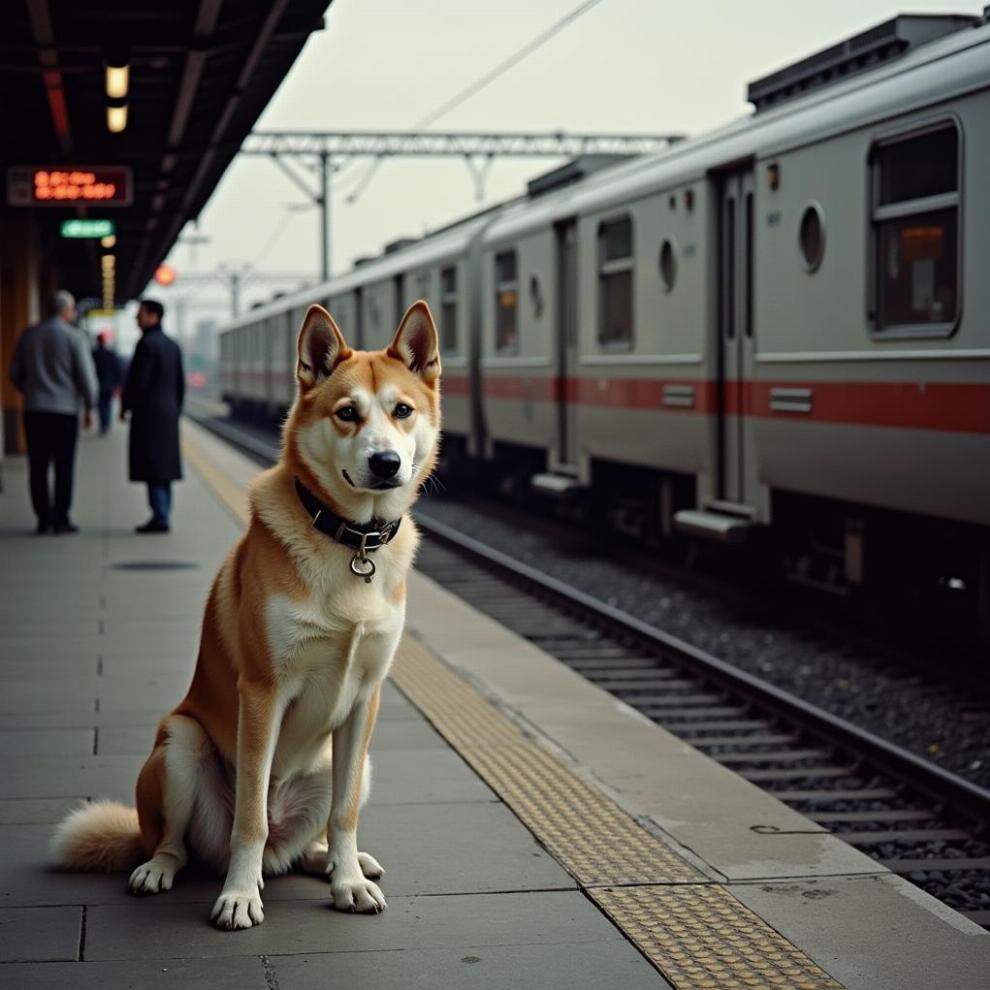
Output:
[415, 513, 990, 825]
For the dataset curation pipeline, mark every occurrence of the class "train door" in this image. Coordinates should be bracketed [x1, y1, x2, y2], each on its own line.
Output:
[554, 219, 578, 470]
[716, 168, 757, 508]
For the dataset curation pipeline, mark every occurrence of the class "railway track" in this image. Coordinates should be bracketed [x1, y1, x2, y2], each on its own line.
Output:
[188, 406, 990, 929]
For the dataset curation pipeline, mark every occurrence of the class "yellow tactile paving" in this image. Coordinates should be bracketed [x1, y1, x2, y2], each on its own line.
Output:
[393, 635, 702, 885]
[181, 432, 251, 524]
[591, 886, 845, 990]
[184, 425, 847, 990]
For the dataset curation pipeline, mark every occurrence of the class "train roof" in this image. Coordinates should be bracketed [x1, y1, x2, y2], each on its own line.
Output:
[221, 209, 499, 333]
[483, 13, 990, 243]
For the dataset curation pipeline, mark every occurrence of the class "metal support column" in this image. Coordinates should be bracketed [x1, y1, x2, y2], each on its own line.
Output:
[319, 152, 331, 281]
[230, 270, 242, 318]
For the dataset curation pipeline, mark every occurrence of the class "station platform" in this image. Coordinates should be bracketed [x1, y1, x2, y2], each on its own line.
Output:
[0, 420, 987, 989]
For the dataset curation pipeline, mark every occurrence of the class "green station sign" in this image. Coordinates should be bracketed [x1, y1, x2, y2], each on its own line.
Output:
[60, 219, 115, 239]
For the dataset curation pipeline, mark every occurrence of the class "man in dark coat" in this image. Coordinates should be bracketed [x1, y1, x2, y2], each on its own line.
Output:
[121, 299, 184, 533]
[92, 331, 123, 434]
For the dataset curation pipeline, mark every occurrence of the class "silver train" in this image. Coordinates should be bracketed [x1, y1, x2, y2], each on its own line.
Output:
[219, 13, 990, 625]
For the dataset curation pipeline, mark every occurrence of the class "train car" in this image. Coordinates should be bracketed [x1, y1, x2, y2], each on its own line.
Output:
[217, 12, 990, 624]
[473, 13, 990, 598]
[220, 285, 314, 420]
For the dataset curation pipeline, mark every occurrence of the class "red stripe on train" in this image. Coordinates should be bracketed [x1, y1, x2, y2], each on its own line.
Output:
[440, 374, 990, 435]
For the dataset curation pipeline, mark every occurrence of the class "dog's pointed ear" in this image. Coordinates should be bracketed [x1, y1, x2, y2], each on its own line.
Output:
[388, 300, 441, 386]
[297, 304, 350, 390]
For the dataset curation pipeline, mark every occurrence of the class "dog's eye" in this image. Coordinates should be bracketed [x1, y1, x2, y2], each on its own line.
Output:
[335, 405, 358, 422]
[393, 403, 414, 420]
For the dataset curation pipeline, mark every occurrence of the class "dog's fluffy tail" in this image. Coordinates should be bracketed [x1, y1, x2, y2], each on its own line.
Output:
[52, 801, 145, 872]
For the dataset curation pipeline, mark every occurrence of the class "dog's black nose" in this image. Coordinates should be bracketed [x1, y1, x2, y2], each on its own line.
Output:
[369, 450, 401, 479]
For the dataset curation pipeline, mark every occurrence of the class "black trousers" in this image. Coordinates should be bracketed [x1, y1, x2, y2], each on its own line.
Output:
[23, 411, 79, 526]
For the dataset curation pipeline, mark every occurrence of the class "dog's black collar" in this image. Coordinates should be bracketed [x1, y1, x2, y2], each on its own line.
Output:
[294, 478, 402, 552]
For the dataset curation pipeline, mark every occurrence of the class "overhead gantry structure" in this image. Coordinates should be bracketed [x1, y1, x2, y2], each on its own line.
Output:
[239, 129, 685, 280]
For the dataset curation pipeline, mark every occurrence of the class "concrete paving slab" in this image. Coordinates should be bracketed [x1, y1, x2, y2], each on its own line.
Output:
[0, 619, 100, 638]
[368, 748, 497, 805]
[0, 729, 95, 756]
[0, 681, 98, 715]
[271, 940, 670, 989]
[95, 677, 193, 712]
[263, 802, 574, 900]
[94, 725, 160, 756]
[0, 658, 101, 680]
[370, 717, 446, 751]
[0, 709, 167, 731]
[0, 640, 102, 664]
[99, 630, 200, 657]
[98, 655, 199, 676]
[0, 755, 142, 799]
[84, 890, 627, 961]
[0, 797, 87, 825]
[0, 906, 81, 962]
[0, 957, 271, 989]
[730, 875, 990, 990]
[377, 685, 433, 721]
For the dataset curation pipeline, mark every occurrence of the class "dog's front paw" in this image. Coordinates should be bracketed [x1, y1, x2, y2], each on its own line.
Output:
[129, 857, 179, 895]
[211, 890, 265, 930]
[330, 874, 387, 913]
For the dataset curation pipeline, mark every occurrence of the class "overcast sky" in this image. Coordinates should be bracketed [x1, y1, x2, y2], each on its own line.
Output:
[139, 0, 982, 349]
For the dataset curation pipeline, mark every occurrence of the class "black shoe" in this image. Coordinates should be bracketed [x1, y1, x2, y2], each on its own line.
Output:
[52, 521, 79, 535]
[36, 520, 50, 535]
[136, 518, 170, 534]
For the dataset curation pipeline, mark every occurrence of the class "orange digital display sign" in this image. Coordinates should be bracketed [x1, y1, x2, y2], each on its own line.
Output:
[6, 165, 133, 207]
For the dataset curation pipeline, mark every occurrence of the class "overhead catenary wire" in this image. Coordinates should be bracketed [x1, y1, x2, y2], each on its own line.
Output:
[345, 0, 609, 204]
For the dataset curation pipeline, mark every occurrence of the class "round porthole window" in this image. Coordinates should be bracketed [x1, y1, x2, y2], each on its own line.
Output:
[659, 239, 677, 292]
[799, 203, 825, 273]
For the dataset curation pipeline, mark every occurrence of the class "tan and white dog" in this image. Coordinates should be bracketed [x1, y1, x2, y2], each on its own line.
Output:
[53, 301, 442, 929]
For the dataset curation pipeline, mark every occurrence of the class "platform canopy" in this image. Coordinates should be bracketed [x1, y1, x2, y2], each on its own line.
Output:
[0, 0, 330, 305]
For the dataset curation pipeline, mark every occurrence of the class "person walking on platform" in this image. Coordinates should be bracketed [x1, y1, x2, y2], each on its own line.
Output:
[92, 331, 122, 434]
[120, 299, 184, 534]
[9, 290, 98, 535]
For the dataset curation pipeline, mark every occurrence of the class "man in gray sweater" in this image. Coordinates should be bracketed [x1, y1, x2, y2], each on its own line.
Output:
[9, 290, 99, 534]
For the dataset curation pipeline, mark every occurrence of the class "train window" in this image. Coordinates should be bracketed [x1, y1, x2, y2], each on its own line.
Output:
[871, 122, 959, 332]
[798, 203, 825, 273]
[659, 238, 677, 292]
[495, 250, 518, 353]
[441, 266, 458, 353]
[598, 216, 634, 347]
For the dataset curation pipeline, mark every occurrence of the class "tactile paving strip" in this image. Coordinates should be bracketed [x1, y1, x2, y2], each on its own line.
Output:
[392, 635, 844, 989]
[392, 635, 703, 885]
[591, 885, 845, 990]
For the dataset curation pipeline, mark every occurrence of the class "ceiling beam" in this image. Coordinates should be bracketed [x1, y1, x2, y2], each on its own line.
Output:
[128, 0, 293, 298]
[162, 0, 224, 173]
[25, 0, 72, 155]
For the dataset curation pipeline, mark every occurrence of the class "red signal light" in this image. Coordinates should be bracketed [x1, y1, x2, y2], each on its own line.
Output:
[154, 264, 176, 286]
